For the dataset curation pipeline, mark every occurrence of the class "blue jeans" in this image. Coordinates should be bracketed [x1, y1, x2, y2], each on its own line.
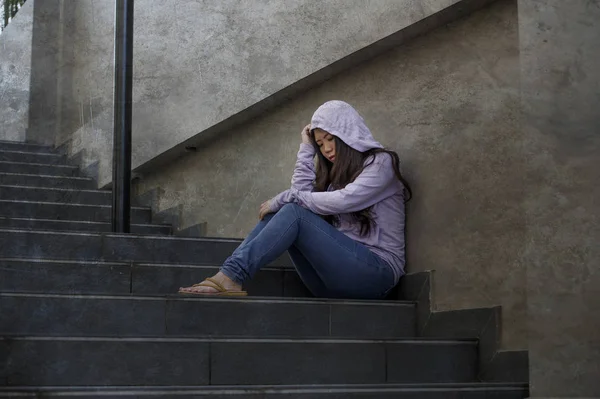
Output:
[220, 203, 396, 299]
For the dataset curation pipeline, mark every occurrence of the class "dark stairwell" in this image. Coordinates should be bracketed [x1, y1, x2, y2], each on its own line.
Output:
[0, 139, 528, 398]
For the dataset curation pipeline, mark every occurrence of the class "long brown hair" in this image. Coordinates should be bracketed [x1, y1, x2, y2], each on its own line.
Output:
[311, 134, 412, 236]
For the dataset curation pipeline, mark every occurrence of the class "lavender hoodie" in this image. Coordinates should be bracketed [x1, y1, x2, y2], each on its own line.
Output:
[270, 101, 406, 282]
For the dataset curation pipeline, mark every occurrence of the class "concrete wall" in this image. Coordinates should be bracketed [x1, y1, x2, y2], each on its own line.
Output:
[22, 0, 112, 148]
[134, 0, 526, 351]
[0, 0, 34, 142]
[24, 0, 493, 186]
[519, 0, 600, 397]
[27, 0, 79, 145]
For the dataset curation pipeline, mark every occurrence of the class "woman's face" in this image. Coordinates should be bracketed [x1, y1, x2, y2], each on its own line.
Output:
[313, 128, 336, 163]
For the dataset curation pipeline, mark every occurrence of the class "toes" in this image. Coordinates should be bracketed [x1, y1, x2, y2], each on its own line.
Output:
[178, 285, 218, 294]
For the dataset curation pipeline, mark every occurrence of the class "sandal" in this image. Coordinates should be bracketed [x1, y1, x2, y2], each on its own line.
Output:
[178, 277, 248, 297]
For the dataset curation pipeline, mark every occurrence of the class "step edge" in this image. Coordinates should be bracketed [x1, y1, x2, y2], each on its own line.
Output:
[0, 140, 52, 147]
[0, 292, 416, 307]
[0, 258, 292, 270]
[0, 161, 77, 169]
[0, 382, 529, 389]
[0, 384, 530, 395]
[0, 149, 61, 156]
[0, 335, 478, 344]
[0, 172, 91, 180]
[0, 199, 150, 210]
[0, 216, 170, 228]
[0, 257, 128, 265]
[0, 228, 240, 241]
[0, 184, 110, 194]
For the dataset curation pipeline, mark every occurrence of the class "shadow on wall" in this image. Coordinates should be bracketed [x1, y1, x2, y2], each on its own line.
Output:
[28, 0, 98, 146]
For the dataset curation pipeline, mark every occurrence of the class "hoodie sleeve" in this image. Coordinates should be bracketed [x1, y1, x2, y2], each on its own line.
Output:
[290, 143, 316, 191]
[270, 153, 397, 215]
[269, 189, 292, 213]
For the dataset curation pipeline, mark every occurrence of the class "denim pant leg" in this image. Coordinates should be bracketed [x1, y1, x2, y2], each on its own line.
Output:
[219, 213, 274, 281]
[287, 245, 329, 297]
[220, 212, 328, 295]
[284, 206, 396, 299]
[220, 203, 395, 299]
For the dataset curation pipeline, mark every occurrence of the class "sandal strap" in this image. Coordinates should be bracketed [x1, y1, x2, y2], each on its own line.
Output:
[205, 277, 227, 292]
[191, 277, 227, 292]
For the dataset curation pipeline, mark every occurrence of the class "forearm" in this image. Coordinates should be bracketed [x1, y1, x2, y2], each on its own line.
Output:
[269, 189, 294, 213]
[278, 154, 397, 215]
[290, 143, 316, 191]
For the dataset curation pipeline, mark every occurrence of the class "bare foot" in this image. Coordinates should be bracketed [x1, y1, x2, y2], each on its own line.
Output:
[178, 271, 243, 294]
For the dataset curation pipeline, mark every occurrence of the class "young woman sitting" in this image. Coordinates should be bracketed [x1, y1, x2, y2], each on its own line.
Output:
[178, 100, 411, 299]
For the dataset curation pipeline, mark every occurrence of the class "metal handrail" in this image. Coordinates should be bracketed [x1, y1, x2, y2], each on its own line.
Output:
[111, 0, 134, 233]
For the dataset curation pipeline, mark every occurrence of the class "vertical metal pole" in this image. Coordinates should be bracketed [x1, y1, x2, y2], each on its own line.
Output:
[112, 0, 134, 233]
[3, 0, 10, 29]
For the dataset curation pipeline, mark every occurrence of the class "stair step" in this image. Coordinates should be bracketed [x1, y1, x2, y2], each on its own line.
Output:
[0, 337, 478, 386]
[0, 293, 416, 339]
[0, 161, 79, 176]
[0, 259, 132, 294]
[0, 217, 171, 234]
[0, 150, 65, 164]
[0, 200, 151, 224]
[135, 262, 308, 297]
[0, 259, 307, 297]
[0, 383, 530, 398]
[0, 140, 55, 154]
[0, 172, 95, 189]
[0, 230, 292, 266]
[0, 185, 111, 205]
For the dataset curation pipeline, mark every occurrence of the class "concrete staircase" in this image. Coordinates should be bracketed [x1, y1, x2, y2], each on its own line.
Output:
[0, 140, 529, 398]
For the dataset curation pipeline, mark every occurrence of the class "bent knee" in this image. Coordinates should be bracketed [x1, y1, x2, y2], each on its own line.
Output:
[279, 203, 310, 218]
[281, 203, 303, 212]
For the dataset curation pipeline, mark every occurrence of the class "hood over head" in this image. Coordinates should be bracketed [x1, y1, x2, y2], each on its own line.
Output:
[310, 100, 383, 152]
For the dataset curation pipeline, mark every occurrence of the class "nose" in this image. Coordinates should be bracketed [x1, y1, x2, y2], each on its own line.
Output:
[323, 144, 333, 154]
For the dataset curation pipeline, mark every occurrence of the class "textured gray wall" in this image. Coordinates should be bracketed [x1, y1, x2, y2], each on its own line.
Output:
[135, 0, 526, 350]
[0, 0, 34, 142]
[519, 0, 600, 397]
[27, 0, 72, 145]
[23, 0, 113, 148]
[34, 0, 478, 185]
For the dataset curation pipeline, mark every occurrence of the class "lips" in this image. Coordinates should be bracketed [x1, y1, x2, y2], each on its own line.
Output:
[328, 156, 335, 162]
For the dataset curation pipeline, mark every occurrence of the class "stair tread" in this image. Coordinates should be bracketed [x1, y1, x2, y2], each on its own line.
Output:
[0, 382, 529, 391]
[0, 140, 52, 147]
[0, 217, 166, 227]
[0, 184, 109, 193]
[0, 199, 150, 210]
[0, 149, 60, 156]
[0, 161, 75, 168]
[0, 384, 530, 399]
[0, 228, 236, 240]
[1, 335, 476, 344]
[0, 172, 90, 180]
[0, 201, 152, 224]
[0, 230, 293, 267]
[0, 257, 286, 269]
[0, 291, 416, 306]
[0, 337, 479, 386]
[1, 292, 418, 339]
[0, 151, 70, 165]
[0, 216, 168, 227]
[0, 257, 128, 265]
